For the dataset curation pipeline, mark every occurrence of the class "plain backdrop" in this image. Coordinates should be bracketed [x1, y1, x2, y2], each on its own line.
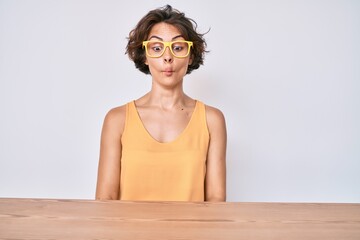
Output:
[0, 0, 359, 202]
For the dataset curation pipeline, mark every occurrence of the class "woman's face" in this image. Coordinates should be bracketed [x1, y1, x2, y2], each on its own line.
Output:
[144, 22, 192, 88]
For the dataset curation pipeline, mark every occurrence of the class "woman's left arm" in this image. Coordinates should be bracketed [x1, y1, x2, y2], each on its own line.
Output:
[205, 106, 227, 202]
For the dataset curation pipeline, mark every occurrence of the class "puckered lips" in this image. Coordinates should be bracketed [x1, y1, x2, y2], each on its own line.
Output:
[162, 68, 174, 77]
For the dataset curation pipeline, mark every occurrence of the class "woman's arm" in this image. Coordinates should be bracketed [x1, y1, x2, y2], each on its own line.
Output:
[205, 106, 227, 202]
[95, 106, 126, 200]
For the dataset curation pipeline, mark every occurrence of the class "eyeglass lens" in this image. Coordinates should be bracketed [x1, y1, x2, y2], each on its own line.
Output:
[146, 41, 190, 57]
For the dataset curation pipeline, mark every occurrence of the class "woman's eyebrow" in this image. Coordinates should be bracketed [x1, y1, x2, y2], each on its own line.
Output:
[148, 36, 163, 40]
[148, 35, 184, 41]
[172, 35, 184, 40]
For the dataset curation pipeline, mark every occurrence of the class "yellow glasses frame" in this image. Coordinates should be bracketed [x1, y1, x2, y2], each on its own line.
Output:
[142, 40, 193, 58]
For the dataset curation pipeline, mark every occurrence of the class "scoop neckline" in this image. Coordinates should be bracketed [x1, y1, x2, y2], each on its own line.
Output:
[131, 100, 198, 145]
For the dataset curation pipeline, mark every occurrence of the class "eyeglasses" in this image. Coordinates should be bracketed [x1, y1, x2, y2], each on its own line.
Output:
[142, 40, 193, 58]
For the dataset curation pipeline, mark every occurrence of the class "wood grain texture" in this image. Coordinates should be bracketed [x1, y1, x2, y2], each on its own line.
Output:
[0, 198, 359, 239]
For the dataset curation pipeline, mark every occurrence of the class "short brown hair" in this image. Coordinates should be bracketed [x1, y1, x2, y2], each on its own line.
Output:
[126, 5, 207, 75]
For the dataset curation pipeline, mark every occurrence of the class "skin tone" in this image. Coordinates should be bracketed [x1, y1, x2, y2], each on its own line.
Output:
[96, 22, 227, 201]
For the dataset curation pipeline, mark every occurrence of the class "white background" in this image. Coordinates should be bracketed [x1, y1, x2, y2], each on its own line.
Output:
[0, 0, 359, 202]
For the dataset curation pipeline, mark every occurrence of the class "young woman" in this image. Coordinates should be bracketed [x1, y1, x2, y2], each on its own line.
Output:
[96, 5, 227, 202]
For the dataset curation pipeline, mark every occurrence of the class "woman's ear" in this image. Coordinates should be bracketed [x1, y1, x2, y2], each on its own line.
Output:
[188, 55, 193, 65]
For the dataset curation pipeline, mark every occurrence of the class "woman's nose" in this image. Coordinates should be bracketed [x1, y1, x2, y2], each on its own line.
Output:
[163, 47, 173, 63]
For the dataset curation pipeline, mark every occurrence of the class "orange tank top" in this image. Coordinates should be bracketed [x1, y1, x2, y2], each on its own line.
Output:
[120, 100, 209, 201]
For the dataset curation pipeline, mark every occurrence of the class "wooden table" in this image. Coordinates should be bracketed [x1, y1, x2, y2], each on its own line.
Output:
[0, 198, 359, 239]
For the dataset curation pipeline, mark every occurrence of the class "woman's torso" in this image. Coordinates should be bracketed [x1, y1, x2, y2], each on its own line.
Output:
[119, 100, 209, 201]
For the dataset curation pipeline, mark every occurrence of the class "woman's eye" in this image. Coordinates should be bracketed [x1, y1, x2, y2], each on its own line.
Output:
[152, 46, 163, 52]
[173, 46, 183, 52]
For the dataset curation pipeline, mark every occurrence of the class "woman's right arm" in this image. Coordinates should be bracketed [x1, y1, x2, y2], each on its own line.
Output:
[95, 106, 126, 200]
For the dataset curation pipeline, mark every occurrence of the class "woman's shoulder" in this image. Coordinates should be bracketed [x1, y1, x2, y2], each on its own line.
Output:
[203, 103, 226, 133]
[102, 103, 128, 134]
[203, 103, 225, 121]
[105, 104, 126, 120]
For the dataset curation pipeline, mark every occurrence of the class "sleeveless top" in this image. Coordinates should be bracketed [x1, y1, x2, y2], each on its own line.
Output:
[120, 100, 210, 201]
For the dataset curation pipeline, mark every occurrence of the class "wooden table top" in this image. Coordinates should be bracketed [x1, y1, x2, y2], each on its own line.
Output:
[0, 198, 359, 239]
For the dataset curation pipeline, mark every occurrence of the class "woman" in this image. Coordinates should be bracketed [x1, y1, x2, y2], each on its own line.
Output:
[96, 5, 226, 202]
